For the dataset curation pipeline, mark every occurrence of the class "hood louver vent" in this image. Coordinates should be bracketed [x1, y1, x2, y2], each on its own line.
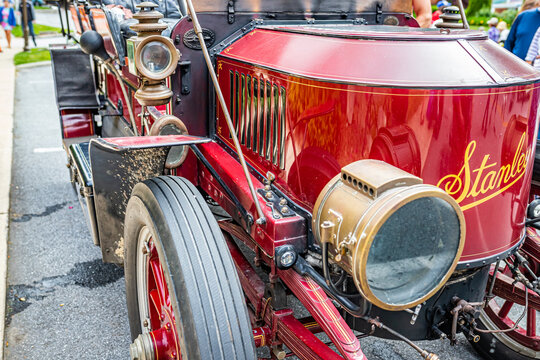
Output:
[229, 71, 286, 170]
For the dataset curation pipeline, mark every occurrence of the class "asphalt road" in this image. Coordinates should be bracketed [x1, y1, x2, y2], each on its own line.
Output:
[4, 64, 131, 359]
[2, 64, 488, 360]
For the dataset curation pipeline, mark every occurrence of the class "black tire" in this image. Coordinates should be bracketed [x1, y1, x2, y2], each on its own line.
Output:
[124, 176, 256, 360]
[471, 312, 539, 360]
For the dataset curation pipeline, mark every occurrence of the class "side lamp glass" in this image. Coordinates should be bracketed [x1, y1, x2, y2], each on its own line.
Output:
[134, 35, 179, 81]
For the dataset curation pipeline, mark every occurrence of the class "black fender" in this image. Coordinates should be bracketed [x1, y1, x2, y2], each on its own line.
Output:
[89, 135, 210, 263]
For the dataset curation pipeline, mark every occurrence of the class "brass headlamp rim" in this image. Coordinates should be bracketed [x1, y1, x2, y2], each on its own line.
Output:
[149, 114, 189, 169]
[134, 35, 179, 81]
[350, 185, 466, 311]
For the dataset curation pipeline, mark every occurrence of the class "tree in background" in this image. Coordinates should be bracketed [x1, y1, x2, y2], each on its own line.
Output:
[466, 0, 519, 25]
[467, 0, 491, 16]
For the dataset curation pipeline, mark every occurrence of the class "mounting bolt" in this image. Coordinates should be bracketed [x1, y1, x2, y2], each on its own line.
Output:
[264, 184, 271, 191]
[265, 192, 273, 199]
[143, 319, 149, 327]
[266, 171, 276, 183]
[279, 198, 287, 206]
[281, 206, 289, 214]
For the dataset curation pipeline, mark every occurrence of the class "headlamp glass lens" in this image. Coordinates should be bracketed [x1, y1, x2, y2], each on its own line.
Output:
[141, 41, 171, 74]
[365, 197, 461, 306]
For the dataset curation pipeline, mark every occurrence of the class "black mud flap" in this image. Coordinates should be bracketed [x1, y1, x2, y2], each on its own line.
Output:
[89, 135, 211, 264]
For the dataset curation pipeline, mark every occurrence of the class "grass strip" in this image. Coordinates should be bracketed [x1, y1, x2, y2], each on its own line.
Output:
[13, 47, 50, 65]
[12, 23, 61, 37]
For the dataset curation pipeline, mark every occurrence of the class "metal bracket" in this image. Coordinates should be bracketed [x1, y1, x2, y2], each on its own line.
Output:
[179, 60, 191, 95]
[258, 188, 296, 220]
[227, 0, 235, 24]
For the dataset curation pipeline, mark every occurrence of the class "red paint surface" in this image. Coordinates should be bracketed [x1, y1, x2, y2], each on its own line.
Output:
[106, 72, 143, 133]
[221, 28, 538, 87]
[279, 269, 365, 359]
[224, 232, 364, 359]
[100, 134, 208, 148]
[216, 28, 540, 264]
[197, 142, 307, 256]
[146, 237, 181, 359]
[60, 109, 94, 138]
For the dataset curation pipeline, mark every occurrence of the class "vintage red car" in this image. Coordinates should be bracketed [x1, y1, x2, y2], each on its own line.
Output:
[49, 0, 540, 359]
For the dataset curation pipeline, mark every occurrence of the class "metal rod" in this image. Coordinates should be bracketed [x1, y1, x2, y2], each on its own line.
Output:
[106, 61, 138, 135]
[56, 2, 66, 37]
[185, 0, 266, 223]
[474, 286, 529, 334]
[485, 259, 501, 306]
[455, 0, 469, 29]
[64, 0, 71, 40]
[190, 145, 252, 228]
[367, 318, 439, 360]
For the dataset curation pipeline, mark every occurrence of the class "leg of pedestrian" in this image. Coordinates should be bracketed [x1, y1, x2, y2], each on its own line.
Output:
[28, 21, 36, 46]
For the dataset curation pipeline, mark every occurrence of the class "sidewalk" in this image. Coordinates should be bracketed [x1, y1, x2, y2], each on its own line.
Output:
[0, 37, 18, 360]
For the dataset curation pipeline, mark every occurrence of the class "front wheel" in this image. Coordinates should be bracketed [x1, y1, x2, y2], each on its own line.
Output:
[472, 230, 540, 360]
[124, 176, 256, 360]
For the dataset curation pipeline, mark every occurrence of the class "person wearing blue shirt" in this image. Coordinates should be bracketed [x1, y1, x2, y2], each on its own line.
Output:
[505, 7, 540, 60]
[0, 0, 16, 49]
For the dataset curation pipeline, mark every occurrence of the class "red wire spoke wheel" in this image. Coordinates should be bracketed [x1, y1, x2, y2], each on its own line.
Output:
[124, 176, 256, 360]
[473, 230, 540, 360]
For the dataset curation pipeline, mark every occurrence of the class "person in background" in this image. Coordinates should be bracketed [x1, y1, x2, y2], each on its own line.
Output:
[413, 0, 432, 28]
[19, 0, 36, 47]
[487, 17, 500, 42]
[504, 2, 540, 60]
[0, 0, 15, 49]
[521, 0, 538, 13]
[525, 26, 540, 68]
[497, 21, 510, 45]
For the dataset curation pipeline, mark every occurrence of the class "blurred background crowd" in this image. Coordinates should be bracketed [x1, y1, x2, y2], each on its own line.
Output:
[431, 0, 540, 66]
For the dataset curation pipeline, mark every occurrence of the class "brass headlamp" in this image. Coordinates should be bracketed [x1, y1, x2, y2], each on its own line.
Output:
[126, 2, 180, 106]
[313, 160, 465, 311]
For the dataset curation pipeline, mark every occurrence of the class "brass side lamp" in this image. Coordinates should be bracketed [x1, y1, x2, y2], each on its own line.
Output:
[127, 2, 180, 106]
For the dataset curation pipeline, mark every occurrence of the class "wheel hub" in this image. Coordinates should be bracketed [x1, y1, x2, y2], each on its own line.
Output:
[130, 333, 155, 360]
[136, 229, 182, 359]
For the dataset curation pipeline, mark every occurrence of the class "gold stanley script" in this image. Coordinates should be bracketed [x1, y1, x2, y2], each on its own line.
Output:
[437, 133, 530, 211]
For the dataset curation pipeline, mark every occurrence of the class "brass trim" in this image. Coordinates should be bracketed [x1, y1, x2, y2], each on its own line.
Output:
[149, 115, 189, 169]
[134, 35, 180, 81]
[313, 160, 466, 311]
[351, 185, 465, 311]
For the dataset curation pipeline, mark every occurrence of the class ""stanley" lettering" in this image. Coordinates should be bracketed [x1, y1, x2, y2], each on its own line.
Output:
[437, 133, 530, 211]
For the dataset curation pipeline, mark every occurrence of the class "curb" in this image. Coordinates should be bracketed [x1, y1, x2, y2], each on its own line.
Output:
[16, 60, 51, 69]
[0, 43, 16, 360]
